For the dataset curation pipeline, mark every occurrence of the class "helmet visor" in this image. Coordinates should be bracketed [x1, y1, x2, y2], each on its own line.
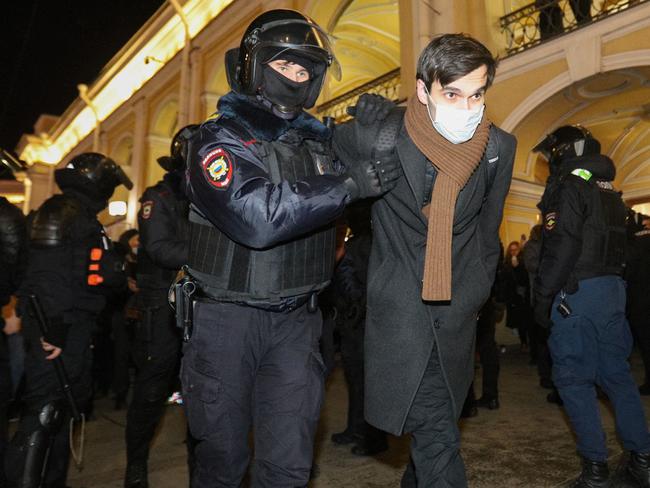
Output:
[252, 19, 341, 80]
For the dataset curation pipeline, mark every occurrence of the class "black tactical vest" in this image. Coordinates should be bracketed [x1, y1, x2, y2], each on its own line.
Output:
[188, 125, 337, 304]
[571, 181, 627, 281]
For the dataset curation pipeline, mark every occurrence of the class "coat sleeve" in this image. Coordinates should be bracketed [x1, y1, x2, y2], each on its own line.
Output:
[187, 123, 350, 249]
[479, 130, 516, 283]
[534, 177, 586, 298]
[138, 187, 188, 270]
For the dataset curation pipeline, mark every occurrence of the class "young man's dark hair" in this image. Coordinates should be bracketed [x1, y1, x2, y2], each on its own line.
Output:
[416, 33, 498, 89]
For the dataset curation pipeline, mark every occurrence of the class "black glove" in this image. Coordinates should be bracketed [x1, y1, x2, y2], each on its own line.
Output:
[347, 93, 395, 126]
[533, 294, 553, 329]
[343, 153, 402, 201]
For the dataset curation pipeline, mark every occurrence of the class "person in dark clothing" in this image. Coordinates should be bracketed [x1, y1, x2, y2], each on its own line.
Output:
[111, 229, 139, 410]
[334, 34, 516, 487]
[6, 153, 131, 488]
[569, 0, 592, 24]
[537, 0, 564, 40]
[123, 127, 193, 488]
[330, 201, 388, 456]
[0, 195, 27, 488]
[475, 247, 506, 411]
[522, 224, 558, 406]
[533, 125, 650, 488]
[503, 240, 534, 356]
[626, 214, 650, 396]
[182, 10, 400, 487]
[463, 245, 506, 416]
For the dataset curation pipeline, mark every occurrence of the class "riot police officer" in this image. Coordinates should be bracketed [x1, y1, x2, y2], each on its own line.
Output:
[183, 9, 400, 487]
[7, 153, 132, 488]
[124, 126, 193, 488]
[0, 160, 27, 487]
[533, 126, 650, 488]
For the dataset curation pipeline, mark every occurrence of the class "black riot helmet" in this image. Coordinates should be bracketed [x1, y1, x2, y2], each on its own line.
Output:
[56, 152, 133, 201]
[533, 125, 601, 166]
[225, 9, 341, 111]
[157, 124, 199, 172]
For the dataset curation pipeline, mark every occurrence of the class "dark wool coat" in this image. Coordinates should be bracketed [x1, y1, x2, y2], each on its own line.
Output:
[337, 115, 516, 435]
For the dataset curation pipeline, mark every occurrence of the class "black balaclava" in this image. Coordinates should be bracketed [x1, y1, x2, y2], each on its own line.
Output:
[258, 53, 320, 119]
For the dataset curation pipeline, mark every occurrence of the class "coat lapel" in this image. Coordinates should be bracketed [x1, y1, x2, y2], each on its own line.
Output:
[396, 126, 427, 223]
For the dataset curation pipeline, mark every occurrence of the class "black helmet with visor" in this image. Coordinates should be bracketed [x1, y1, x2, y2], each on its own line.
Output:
[533, 125, 601, 167]
[226, 9, 341, 110]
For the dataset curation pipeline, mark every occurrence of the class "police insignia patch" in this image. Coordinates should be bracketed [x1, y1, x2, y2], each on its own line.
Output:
[201, 148, 233, 189]
[141, 201, 154, 220]
[545, 212, 557, 231]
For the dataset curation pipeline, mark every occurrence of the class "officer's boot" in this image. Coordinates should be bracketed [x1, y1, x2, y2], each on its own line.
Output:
[571, 458, 611, 488]
[626, 451, 650, 488]
[124, 462, 148, 488]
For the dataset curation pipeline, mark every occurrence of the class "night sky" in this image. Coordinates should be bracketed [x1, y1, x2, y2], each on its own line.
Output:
[0, 0, 165, 155]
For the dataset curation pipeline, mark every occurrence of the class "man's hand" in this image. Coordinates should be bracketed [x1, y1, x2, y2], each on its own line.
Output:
[533, 294, 554, 329]
[41, 338, 63, 360]
[127, 277, 139, 293]
[2, 312, 21, 335]
[348, 93, 395, 126]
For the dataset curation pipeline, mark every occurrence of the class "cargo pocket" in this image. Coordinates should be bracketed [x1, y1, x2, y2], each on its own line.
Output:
[182, 364, 222, 440]
[549, 315, 584, 387]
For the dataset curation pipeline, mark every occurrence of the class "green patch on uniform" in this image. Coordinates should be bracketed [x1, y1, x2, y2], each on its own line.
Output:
[571, 168, 592, 181]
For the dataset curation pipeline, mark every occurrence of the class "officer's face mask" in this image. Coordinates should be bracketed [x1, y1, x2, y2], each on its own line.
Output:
[260, 65, 312, 118]
[423, 84, 485, 144]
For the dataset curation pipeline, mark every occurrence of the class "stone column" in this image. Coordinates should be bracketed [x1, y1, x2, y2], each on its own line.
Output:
[399, 0, 457, 98]
[126, 96, 147, 228]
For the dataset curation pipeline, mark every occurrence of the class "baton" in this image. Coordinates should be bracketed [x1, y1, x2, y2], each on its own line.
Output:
[28, 295, 82, 422]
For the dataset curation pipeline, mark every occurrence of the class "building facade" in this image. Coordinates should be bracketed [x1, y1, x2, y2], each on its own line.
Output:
[6, 0, 650, 242]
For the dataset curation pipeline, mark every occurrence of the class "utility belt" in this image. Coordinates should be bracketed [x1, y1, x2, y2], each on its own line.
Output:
[169, 267, 320, 342]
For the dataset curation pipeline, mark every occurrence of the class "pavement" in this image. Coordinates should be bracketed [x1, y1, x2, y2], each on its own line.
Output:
[62, 325, 650, 488]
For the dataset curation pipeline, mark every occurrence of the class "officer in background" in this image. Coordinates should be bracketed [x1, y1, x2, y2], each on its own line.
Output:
[6, 153, 132, 488]
[533, 126, 650, 488]
[0, 157, 27, 487]
[183, 9, 400, 486]
[124, 127, 193, 488]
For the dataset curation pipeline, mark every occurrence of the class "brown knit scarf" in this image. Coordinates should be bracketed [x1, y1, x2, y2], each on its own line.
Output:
[404, 94, 491, 301]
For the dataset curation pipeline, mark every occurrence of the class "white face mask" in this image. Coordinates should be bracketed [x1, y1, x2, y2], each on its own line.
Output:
[423, 85, 485, 144]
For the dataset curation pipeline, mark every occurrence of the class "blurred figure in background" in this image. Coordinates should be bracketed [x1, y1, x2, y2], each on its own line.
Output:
[124, 126, 193, 488]
[522, 224, 556, 395]
[503, 241, 534, 358]
[0, 194, 27, 488]
[626, 212, 650, 396]
[111, 229, 139, 410]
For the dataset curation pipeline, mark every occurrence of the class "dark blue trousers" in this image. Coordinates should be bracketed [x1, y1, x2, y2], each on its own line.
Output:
[181, 301, 325, 488]
[549, 276, 650, 462]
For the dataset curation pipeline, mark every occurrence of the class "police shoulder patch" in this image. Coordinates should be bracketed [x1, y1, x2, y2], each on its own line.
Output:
[202, 147, 233, 190]
[141, 200, 154, 220]
[544, 211, 557, 231]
